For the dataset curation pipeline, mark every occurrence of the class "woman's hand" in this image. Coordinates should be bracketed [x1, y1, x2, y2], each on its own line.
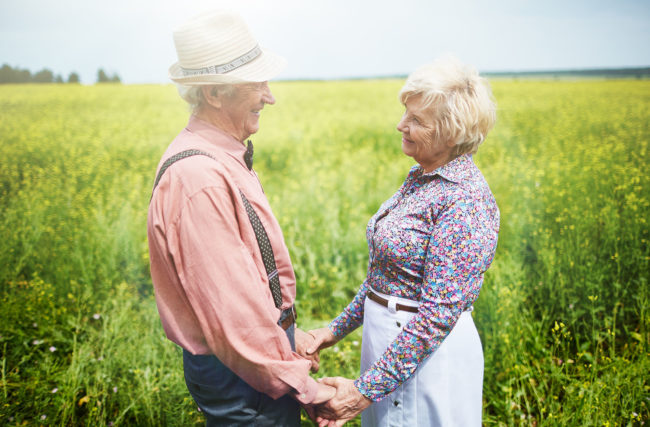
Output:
[306, 327, 339, 355]
[315, 377, 372, 426]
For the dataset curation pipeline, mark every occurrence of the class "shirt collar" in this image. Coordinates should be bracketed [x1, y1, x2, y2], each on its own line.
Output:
[418, 153, 474, 184]
[185, 115, 249, 170]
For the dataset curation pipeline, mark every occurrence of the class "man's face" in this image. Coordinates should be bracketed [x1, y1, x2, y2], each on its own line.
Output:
[221, 81, 276, 141]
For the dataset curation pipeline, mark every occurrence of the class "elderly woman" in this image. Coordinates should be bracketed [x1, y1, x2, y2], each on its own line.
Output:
[308, 57, 499, 426]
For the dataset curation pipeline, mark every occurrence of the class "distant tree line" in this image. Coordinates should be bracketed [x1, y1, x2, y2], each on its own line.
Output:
[484, 67, 650, 80]
[0, 64, 121, 84]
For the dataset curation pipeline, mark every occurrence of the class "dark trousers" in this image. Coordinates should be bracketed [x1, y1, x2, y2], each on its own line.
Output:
[183, 311, 300, 426]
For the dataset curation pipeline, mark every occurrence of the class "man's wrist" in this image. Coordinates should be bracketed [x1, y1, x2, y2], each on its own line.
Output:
[291, 375, 319, 405]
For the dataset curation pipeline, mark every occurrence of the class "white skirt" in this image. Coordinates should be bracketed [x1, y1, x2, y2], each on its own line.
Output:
[360, 290, 483, 427]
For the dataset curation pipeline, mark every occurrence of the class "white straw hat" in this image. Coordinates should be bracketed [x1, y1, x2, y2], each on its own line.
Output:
[168, 11, 287, 85]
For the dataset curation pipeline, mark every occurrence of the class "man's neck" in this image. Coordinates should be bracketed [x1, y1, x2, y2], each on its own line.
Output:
[194, 109, 246, 145]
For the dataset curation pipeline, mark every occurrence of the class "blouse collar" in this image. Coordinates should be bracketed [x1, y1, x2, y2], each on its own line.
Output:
[415, 153, 474, 184]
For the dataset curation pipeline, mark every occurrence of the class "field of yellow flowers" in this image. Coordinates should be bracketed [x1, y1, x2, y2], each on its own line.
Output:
[0, 79, 648, 426]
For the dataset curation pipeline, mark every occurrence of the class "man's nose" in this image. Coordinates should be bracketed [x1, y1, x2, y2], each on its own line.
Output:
[261, 82, 275, 105]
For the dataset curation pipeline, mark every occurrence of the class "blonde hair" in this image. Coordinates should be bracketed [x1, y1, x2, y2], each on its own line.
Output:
[399, 56, 496, 156]
[176, 83, 237, 113]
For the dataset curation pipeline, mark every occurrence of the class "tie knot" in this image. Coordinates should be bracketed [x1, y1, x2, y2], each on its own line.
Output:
[244, 140, 254, 170]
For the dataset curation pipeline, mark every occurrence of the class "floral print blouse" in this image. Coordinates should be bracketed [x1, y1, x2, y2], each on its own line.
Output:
[329, 153, 500, 401]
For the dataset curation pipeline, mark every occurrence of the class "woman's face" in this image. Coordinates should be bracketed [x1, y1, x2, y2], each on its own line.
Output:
[396, 94, 455, 173]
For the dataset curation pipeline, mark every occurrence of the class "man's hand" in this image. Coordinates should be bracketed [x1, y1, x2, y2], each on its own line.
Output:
[306, 327, 339, 355]
[312, 382, 337, 404]
[295, 328, 321, 373]
[302, 382, 337, 423]
[314, 377, 372, 426]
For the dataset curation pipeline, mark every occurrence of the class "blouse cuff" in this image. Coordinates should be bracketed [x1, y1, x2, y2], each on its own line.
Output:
[353, 375, 389, 402]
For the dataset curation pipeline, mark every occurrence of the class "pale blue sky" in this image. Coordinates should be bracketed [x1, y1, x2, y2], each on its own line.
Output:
[1, 0, 649, 84]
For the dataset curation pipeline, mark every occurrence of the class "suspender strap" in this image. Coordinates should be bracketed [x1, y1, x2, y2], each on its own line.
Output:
[152, 149, 207, 191]
[238, 191, 283, 308]
[151, 149, 283, 308]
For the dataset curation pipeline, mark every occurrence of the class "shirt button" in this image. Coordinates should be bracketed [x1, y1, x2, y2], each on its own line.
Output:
[394, 401, 400, 407]
[396, 321, 401, 327]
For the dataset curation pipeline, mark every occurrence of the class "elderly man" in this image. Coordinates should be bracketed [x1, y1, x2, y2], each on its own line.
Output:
[148, 11, 334, 426]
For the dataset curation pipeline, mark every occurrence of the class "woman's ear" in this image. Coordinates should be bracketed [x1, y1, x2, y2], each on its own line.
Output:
[202, 86, 222, 109]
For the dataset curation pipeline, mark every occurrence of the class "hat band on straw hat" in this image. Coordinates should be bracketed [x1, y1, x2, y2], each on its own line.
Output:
[180, 45, 262, 77]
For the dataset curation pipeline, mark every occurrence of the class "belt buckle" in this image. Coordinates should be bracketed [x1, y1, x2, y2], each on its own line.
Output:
[279, 305, 297, 331]
[387, 296, 398, 314]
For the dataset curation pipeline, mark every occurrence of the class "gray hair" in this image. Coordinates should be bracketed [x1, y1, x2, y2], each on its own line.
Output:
[399, 56, 497, 156]
[176, 84, 237, 113]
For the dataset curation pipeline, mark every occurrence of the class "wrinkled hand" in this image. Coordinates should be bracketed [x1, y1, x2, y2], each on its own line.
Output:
[306, 327, 339, 355]
[314, 377, 372, 427]
[295, 328, 321, 373]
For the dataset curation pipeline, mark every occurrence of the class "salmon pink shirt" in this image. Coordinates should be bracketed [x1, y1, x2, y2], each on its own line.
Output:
[147, 115, 318, 404]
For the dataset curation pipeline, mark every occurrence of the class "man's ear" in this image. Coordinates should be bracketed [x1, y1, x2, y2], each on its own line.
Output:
[202, 86, 222, 109]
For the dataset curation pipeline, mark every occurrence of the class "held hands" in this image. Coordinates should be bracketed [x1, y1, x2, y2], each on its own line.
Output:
[298, 327, 370, 425]
[302, 382, 337, 422]
[313, 377, 372, 426]
[295, 328, 321, 373]
[295, 327, 340, 373]
[306, 327, 339, 354]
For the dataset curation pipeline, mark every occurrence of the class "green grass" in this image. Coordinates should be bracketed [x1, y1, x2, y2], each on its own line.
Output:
[0, 80, 648, 425]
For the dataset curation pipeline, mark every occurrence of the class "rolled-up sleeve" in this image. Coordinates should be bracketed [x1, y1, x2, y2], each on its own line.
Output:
[168, 185, 318, 401]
